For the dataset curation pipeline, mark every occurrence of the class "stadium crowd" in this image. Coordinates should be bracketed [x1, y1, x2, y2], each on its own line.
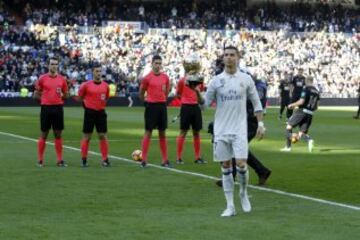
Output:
[1, 0, 359, 98]
[15, 0, 360, 32]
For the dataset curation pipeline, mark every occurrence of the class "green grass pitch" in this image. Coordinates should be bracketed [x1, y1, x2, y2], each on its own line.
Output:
[0, 106, 359, 239]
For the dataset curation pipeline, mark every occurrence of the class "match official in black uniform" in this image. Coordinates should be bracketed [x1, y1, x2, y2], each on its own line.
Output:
[278, 72, 291, 120]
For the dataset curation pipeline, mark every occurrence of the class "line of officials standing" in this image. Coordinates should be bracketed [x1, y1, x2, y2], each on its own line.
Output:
[33, 54, 271, 187]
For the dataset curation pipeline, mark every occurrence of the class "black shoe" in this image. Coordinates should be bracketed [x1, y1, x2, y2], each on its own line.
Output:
[353, 116, 359, 119]
[101, 159, 111, 167]
[176, 159, 184, 164]
[81, 158, 88, 167]
[194, 158, 207, 164]
[38, 161, 44, 168]
[258, 170, 272, 186]
[140, 160, 147, 168]
[57, 160, 67, 167]
[216, 180, 223, 187]
[161, 161, 171, 168]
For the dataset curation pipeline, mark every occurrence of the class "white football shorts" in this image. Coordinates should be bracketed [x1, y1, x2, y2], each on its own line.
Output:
[213, 134, 248, 162]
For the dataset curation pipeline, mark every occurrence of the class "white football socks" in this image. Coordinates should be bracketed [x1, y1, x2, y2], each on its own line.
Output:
[222, 167, 234, 209]
[236, 165, 249, 194]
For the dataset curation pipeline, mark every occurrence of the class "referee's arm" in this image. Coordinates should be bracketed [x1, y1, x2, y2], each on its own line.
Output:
[139, 88, 146, 102]
[33, 90, 41, 100]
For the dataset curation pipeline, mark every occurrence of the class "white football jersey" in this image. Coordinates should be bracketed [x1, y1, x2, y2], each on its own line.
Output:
[205, 70, 263, 139]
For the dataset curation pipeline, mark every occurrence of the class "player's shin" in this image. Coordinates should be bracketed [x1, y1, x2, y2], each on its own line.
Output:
[159, 136, 168, 163]
[237, 163, 252, 212]
[236, 165, 249, 193]
[99, 139, 108, 161]
[176, 136, 185, 160]
[193, 135, 201, 159]
[222, 167, 235, 209]
[81, 139, 90, 159]
[54, 138, 63, 162]
[300, 134, 311, 142]
[141, 135, 151, 162]
[286, 129, 292, 148]
[38, 137, 46, 162]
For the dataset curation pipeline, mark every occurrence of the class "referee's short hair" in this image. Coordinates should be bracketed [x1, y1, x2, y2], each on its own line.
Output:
[92, 62, 101, 69]
[152, 55, 162, 63]
[48, 56, 59, 64]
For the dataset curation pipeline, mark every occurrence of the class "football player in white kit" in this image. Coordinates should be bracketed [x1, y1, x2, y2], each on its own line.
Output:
[204, 46, 266, 217]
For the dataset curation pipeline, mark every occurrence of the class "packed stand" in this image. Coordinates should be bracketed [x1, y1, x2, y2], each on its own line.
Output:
[15, 0, 360, 32]
[0, 0, 359, 98]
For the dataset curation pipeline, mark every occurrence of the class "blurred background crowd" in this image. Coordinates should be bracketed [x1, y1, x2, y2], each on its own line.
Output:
[0, 0, 359, 98]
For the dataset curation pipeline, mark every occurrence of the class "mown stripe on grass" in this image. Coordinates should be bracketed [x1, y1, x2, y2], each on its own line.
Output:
[0, 130, 359, 211]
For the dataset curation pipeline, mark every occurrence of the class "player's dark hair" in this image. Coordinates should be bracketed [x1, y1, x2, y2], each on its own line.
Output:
[223, 46, 240, 56]
[152, 55, 162, 63]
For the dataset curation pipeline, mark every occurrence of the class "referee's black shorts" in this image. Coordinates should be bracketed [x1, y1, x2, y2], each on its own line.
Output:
[288, 109, 313, 133]
[144, 102, 167, 131]
[83, 108, 107, 133]
[40, 105, 64, 131]
[180, 104, 202, 131]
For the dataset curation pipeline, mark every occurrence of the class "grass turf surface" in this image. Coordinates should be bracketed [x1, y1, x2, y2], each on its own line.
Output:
[0, 107, 359, 239]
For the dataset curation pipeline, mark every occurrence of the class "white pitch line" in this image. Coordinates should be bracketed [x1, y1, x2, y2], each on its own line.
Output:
[0, 131, 359, 211]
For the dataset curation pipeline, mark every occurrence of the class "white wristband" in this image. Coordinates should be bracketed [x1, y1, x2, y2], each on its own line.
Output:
[258, 121, 264, 128]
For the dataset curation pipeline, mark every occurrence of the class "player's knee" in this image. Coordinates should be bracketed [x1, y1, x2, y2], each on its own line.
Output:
[286, 125, 292, 130]
[144, 130, 152, 138]
[54, 131, 62, 139]
[98, 133, 106, 140]
[236, 160, 247, 169]
[221, 160, 232, 169]
[158, 130, 166, 138]
[192, 130, 200, 137]
[83, 134, 91, 141]
[41, 131, 49, 139]
[179, 130, 187, 137]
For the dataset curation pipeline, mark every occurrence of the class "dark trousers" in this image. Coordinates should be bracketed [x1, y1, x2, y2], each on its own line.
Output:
[280, 104, 293, 119]
[247, 118, 270, 177]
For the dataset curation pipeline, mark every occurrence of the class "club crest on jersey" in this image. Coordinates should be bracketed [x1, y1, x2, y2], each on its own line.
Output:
[101, 94, 106, 100]
[56, 87, 61, 93]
